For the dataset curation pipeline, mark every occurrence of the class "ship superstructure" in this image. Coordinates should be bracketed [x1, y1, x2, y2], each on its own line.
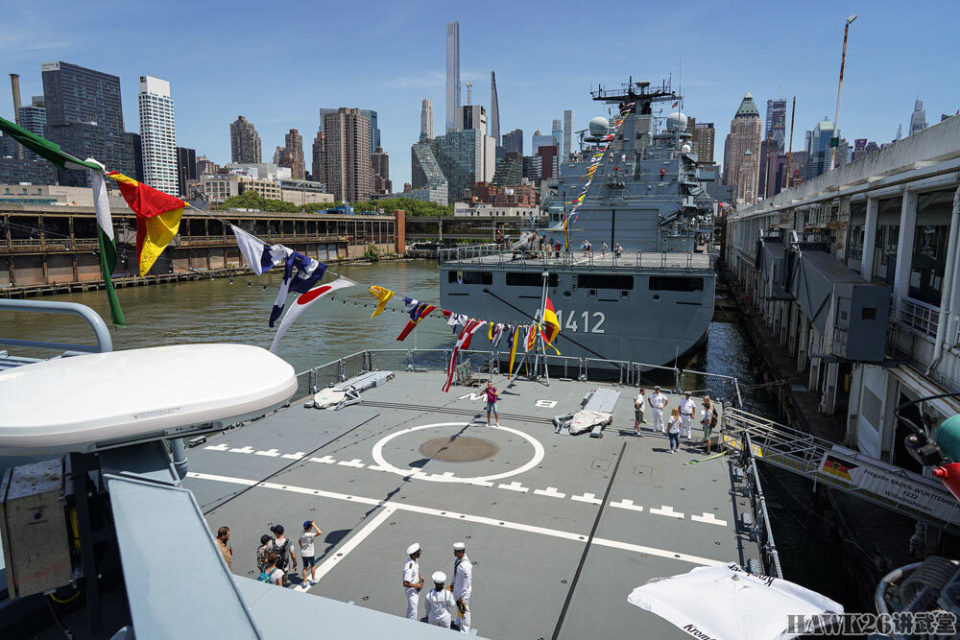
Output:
[439, 79, 718, 366]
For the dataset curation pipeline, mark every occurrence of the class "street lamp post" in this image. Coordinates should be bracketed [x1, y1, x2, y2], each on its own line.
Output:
[829, 14, 857, 172]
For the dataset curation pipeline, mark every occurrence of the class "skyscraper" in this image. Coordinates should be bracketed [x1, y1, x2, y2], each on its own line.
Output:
[445, 21, 461, 132]
[138, 76, 178, 195]
[532, 129, 554, 155]
[692, 122, 715, 163]
[311, 130, 323, 183]
[562, 110, 573, 159]
[910, 98, 928, 136]
[176, 147, 197, 199]
[41, 61, 135, 186]
[319, 108, 379, 154]
[18, 97, 46, 137]
[551, 119, 562, 151]
[804, 118, 835, 180]
[420, 99, 434, 141]
[230, 116, 262, 164]
[371, 146, 391, 195]
[722, 92, 762, 207]
[462, 105, 487, 135]
[489, 71, 500, 142]
[322, 108, 373, 203]
[764, 99, 787, 151]
[502, 129, 523, 155]
[278, 129, 305, 180]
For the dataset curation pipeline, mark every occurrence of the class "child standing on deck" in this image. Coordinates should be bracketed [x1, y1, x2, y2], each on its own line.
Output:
[667, 408, 681, 453]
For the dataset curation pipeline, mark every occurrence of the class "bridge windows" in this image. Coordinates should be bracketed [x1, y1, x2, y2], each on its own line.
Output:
[648, 276, 704, 292]
[506, 272, 558, 287]
[576, 274, 634, 290]
[448, 270, 493, 285]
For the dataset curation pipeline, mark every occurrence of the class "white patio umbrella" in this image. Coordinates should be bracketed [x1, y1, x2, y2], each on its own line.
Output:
[627, 563, 843, 640]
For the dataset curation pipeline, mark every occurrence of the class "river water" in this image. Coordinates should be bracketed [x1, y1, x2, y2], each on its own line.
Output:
[2, 259, 853, 607]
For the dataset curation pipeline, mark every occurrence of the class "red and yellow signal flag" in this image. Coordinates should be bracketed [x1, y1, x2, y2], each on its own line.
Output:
[107, 172, 186, 277]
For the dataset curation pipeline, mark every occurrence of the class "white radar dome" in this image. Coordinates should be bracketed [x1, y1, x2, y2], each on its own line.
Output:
[589, 117, 610, 136]
[681, 143, 692, 153]
[666, 112, 688, 132]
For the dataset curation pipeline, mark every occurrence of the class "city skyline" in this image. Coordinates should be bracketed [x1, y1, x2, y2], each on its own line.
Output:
[2, 1, 958, 191]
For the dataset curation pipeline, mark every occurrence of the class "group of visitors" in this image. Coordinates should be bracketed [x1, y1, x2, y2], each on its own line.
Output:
[403, 541, 474, 632]
[633, 386, 719, 453]
[212, 520, 324, 588]
[580, 240, 624, 258]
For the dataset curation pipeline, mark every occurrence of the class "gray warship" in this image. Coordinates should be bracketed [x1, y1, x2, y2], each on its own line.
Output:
[439, 80, 718, 367]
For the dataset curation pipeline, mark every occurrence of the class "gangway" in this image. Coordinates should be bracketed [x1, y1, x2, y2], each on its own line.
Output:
[721, 407, 960, 534]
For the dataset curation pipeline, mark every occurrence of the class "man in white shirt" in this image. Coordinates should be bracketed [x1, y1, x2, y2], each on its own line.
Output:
[451, 542, 473, 633]
[425, 571, 456, 628]
[634, 388, 646, 436]
[402, 543, 424, 620]
[650, 386, 667, 433]
[679, 391, 697, 439]
[299, 520, 322, 586]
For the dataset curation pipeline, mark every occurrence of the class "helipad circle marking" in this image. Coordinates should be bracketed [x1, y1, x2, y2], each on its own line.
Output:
[371, 422, 544, 484]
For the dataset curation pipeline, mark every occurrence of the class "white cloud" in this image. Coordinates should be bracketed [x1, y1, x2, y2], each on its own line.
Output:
[382, 71, 444, 90]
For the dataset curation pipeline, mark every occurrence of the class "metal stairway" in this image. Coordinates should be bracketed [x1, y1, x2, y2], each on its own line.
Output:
[721, 407, 960, 534]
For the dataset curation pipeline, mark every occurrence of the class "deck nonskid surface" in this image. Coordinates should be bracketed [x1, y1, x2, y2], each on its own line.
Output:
[185, 371, 749, 639]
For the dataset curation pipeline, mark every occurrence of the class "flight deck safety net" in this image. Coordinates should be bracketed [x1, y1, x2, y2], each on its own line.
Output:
[721, 408, 960, 533]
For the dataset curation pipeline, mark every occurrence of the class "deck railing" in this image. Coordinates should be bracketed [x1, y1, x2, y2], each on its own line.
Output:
[293, 347, 744, 409]
[438, 244, 714, 272]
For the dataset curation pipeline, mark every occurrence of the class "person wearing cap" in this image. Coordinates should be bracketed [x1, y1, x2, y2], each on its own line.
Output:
[402, 543, 424, 620]
[450, 542, 473, 633]
[701, 397, 719, 453]
[270, 524, 297, 585]
[256, 534, 273, 573]
[679, 391, 697, 440]
[215, 526, 233, 572]
[425, 571, 456, 628]
[300, 520, 323, 586]
[650, 386, 667, 433]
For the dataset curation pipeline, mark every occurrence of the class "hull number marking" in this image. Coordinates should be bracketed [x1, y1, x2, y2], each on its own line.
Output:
[555, 310, 606, 334]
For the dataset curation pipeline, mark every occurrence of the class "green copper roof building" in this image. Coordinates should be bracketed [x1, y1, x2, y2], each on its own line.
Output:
[735, 92, 761, 118]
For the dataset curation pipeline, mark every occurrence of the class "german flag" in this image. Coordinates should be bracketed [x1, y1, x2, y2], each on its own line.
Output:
[107, 172, 186, 276]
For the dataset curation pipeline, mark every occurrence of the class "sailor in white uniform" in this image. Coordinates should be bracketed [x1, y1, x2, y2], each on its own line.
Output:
[425, 571, 457, 628]
[650, 386, 667, 433]
[451, 541, 473, 633]
[402, 543, 424, 620]
[679, 391, 697, 439]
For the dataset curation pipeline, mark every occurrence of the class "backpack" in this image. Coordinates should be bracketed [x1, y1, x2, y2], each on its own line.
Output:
[274, 539, 289, 570]
[257, 567, 274, 583]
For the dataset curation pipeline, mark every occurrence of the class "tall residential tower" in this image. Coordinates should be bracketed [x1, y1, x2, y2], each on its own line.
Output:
[489, 71, 500, 142]
[445, 21, 461, 132]
[420, 99, 434, 141]
[562, 110, 573, 159]
[138, 76, 178, 195]
[322, 108, 373, 203]
[230, 116, 262, 164]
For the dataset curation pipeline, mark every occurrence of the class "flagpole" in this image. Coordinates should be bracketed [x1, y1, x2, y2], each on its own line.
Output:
[539, 270, 551, 384]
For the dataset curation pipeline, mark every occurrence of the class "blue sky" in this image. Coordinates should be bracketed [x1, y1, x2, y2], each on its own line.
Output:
[3, 0, 957, 189]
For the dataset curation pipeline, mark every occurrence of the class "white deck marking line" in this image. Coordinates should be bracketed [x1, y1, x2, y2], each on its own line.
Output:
[337, 459, 365, 468]
[281, 451, 306, 460]
[371, 422, 545, 484]
[497, 481, 528, 493]
[691, 512, 728, 527]
[570, 493, 602, 505]
[649, 505, 685, 519]
[255, 449, 281, 457]
[609, 499, 644, 512]
[310, 455, 336, 464]
[295, 506, 397, 592]
[533, 487, 566, 498]
[188, 472, 725, 567]
[228, 446, 254, 454]
[204, 444, 229, 451]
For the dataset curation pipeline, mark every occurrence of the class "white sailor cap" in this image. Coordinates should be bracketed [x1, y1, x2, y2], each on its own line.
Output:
[407, 543, 421, 555]
[453, 542, 466, 551]
[432, 571, 447, 584]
